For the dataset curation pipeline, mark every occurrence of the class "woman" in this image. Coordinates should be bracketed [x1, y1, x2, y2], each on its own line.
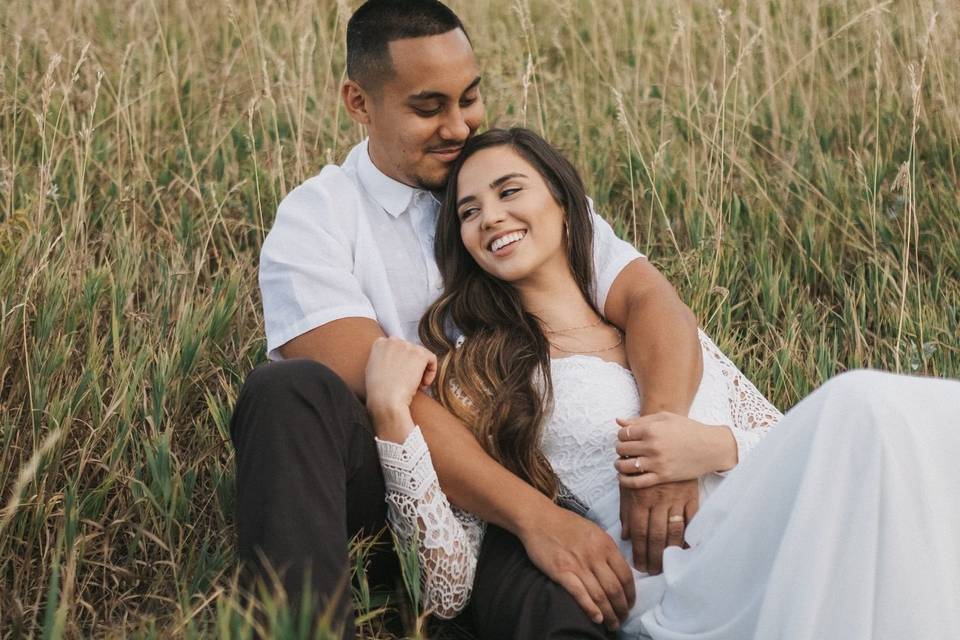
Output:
[364, 128, 960, 638]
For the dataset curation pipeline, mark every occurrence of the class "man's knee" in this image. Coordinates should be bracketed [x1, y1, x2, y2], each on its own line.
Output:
[472, 526, 610, 639]
[241, 358, 350, 404]
[232, 359, 361, 448]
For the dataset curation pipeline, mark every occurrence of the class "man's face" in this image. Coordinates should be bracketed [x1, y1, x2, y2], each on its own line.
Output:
[364, 29, 483, 191]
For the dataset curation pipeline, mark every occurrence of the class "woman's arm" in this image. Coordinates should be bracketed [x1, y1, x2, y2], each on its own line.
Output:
[365, 338, 482, 618]
[614, 330, 784, 487]
[376, 427, 484, 619]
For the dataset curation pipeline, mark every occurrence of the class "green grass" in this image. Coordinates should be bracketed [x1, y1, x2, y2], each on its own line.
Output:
[1, 0, 958, 637]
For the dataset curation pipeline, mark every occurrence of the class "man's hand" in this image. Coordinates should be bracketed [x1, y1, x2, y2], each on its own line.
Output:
[520, 503, 636, 632]
[619, 481, 698, 574]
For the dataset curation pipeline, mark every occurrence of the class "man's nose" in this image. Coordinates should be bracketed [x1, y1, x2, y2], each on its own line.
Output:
[439, 105, 470, 142]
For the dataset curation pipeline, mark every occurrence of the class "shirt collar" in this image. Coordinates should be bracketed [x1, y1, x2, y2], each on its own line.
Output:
[357, 139, 434, 217]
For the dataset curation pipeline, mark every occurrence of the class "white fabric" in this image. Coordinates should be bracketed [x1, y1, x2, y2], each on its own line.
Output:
[376, 330, 782, 618]
[259, 138, 643, 359]
[377, 336, 960, 637]
[376, 428, 486, 618]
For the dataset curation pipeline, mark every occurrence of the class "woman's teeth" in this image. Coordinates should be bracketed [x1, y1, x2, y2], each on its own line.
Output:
[490, 231, 526, 252]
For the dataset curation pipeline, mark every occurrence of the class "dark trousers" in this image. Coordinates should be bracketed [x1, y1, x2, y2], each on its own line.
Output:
[231, 358, 612, 639]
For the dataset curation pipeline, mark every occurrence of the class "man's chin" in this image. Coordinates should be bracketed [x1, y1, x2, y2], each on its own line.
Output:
[414, 171, 451, 193]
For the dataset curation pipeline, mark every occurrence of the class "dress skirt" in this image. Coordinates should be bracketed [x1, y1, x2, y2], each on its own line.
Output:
[593, 370, 960, 639]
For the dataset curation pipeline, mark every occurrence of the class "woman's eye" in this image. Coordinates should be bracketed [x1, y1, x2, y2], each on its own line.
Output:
[500, 187, 521, 198]
[459, 207, 479, 221]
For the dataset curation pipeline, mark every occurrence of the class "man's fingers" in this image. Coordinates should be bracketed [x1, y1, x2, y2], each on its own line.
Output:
[594, 561, 631, 623]
[556, 573, 604, 626]
[685, 497, 700, 522]
[579, 570, 619, 630]
[607, 554, 636, 609]
[620, 499, 631, 540]
[666, 510, 685, 550]
[647, 505, 669, 575]
[629, 507, 650, 571]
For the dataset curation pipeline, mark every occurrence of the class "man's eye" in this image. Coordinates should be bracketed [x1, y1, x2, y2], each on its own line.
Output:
[460, 95, 479, 107]
[414, 106, 441, 117]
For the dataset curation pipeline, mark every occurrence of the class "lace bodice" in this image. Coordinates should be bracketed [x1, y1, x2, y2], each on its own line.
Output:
[375, 330, 782, 619]
[543, 331, 782, 506]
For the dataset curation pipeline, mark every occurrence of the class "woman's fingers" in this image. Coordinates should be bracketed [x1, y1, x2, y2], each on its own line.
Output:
[419, 349, 438, 389]
[614, 440, 652, 458]
[618, 471, 661, 490]
[614, 456, 653, 475]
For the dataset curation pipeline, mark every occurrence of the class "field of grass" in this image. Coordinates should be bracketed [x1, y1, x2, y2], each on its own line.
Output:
[1, 0, 958, 637]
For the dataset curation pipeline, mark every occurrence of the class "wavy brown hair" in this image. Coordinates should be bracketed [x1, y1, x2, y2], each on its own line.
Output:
[418, 128, 598, 499]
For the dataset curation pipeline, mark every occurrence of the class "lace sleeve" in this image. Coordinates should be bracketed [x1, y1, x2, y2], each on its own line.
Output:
[376, 427, 485, 619]
[698, 330, 783, 472]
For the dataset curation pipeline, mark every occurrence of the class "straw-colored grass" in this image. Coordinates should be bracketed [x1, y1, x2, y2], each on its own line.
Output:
[1, 0, 957, 637]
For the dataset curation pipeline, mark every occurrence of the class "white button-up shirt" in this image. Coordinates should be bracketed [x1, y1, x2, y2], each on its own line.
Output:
[260, 139, 642, 360]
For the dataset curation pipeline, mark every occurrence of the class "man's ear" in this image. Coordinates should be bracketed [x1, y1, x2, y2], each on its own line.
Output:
[342, 80, 373, 126]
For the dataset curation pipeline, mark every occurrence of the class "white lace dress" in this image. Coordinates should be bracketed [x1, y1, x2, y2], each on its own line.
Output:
[376, 331, 960, 638]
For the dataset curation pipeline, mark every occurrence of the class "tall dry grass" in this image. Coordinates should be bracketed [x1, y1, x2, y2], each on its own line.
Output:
[1, 0, 958, 637]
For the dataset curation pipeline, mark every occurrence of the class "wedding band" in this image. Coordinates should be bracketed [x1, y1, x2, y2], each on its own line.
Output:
[634, 457, 643, 473]
[668, 515, 684, 524]
[626, 426, 631, 439]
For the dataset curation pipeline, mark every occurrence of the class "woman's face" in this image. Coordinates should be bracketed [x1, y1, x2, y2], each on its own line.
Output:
[454, 145, 567, 284]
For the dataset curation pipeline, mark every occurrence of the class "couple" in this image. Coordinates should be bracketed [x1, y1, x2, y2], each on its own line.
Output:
[230, 1, 960, 638]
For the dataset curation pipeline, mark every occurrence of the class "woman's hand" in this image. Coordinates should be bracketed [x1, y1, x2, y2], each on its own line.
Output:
[364, 337, 438, 443]
[613, 413, 738, 489]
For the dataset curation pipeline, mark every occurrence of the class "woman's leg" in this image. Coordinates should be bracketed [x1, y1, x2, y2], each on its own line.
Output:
[641, 370, 960, 640]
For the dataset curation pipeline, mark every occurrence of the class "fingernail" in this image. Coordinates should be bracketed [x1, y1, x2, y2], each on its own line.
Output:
[593, 614, 603, 624]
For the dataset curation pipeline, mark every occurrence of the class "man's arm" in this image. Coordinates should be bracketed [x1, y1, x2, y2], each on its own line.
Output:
[603, 257, 703, 573]
[280, 317, 635, 630]
[603, 257, 701, 415]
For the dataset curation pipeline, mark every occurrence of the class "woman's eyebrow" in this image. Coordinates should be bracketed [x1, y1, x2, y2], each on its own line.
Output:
[457, 173, 528, 208]
[489, 173, 527, 188]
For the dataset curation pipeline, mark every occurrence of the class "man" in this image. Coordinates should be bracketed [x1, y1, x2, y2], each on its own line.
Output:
[230, 1, 702, 637]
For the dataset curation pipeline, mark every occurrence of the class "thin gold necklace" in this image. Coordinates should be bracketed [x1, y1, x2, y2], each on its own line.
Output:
[548, 328, 623, 354]
[543, 318, 604, 334]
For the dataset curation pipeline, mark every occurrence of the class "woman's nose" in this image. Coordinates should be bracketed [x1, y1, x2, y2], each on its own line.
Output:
[479, 202, 507, 229]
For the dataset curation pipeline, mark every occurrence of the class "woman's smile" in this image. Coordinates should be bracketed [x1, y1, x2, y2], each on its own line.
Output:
[488, 229, 527, 255]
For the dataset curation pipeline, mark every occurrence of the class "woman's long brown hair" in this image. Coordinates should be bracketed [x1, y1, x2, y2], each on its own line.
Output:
[418, 128, 599, 499]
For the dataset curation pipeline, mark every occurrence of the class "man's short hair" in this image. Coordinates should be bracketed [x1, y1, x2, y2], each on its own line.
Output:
[346, 0, 469, 91]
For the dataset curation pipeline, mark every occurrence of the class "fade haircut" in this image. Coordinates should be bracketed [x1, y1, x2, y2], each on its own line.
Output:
[346, 0, 469, 91]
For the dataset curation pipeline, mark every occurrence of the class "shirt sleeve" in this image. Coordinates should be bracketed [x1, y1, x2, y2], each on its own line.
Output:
[588, 198, 644, 313]
[697, 330, 784, 474]
[376, 427, 485, 619]
[259, 174, 377, 360]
